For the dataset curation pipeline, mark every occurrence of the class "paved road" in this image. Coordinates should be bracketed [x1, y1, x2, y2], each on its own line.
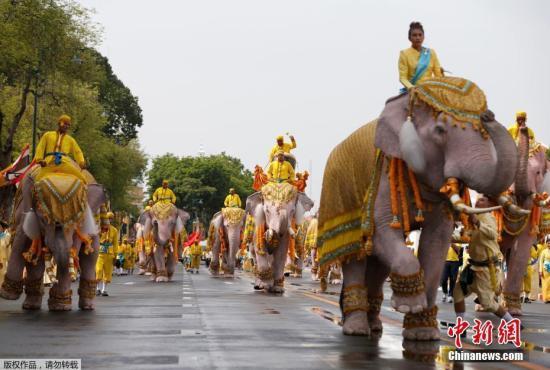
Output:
[0, 263, 549, 369]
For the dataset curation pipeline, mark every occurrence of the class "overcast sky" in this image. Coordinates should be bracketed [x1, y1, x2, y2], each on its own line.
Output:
[78, 0, 550, 207]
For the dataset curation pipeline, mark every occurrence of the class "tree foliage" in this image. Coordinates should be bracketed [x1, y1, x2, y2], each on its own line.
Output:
[147, 153, 254, 224]
[0, 0, 147, 216]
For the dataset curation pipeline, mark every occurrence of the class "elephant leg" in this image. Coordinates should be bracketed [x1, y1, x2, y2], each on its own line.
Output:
[22, 260, 45, 310]
[254, 244, 273, 290]
[210, 240, 221, 276]
[403, 208, 453, 341]
[154, 248, 168, 282]
[138, 251, 146, 275]
[49, 266, 73, 311]
[167, 253, 176, 280]
[0, 230, 31, 300]
[365, 255, 390, 333]
[503, 231, 534, 316]
[341, 258, 369, 336]
[78, 237, 99, 310]
[223, 250, 235, 278]
[269, 236, 289, 294]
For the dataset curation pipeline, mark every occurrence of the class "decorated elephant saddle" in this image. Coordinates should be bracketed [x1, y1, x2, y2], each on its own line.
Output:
[151, 202, 176, 220]
[261, 182, 298, 205]
[221, 207, 245, 226]
[33, 172, 88, 227]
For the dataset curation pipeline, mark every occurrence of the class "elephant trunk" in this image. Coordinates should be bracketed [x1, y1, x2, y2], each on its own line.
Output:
[153, 222, 163, 246]
[48, 226, 69, 270]
[482, 117, 519, 197]
[514, 127, 530, 198]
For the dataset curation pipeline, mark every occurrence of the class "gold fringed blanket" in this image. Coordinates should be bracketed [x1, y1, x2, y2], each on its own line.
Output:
[151, 202, 176, 220]
[221, 207, 245, 226]
[34, 173, 88, 227]
[317, 120, 378, 267]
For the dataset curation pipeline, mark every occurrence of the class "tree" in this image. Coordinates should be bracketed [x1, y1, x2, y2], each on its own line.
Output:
[147, 153, 254, 224]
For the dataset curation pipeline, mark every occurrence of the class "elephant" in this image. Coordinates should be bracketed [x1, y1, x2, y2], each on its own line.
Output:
[246, 182, 314, 293]
[139, 202, 190, 282]
[316, 77, 518, 340]
[0, 168, 106, 311]
[208, 207, 246, 277]
[497, 127, 550, 315]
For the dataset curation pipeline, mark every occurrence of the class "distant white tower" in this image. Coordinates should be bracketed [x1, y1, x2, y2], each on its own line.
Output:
[198, 144, 206, 157]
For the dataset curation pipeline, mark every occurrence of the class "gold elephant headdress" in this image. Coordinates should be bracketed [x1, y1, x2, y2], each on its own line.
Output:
[410, 77, 489, 139]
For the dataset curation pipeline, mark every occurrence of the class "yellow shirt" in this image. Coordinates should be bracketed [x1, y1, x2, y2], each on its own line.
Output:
[34, 131, 85, 167]
[467, 213, 503, 269]
[446, 245, 460, 262]
[153, 187, 176, 204]
[507, 125, 535, 142]
[190, 243, 202, 256]
[267, 160, 295, 182]
[99, 225, 119, 257]
[269, 141, 296, 161]
[224, 194, 242, 208]
[540, 248, 550, 273]
[398, 47, 443, 90]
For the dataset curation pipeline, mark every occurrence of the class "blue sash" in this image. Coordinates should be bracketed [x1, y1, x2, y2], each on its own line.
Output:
[99, 242, 112, 254]
[400, 47, 431, 93]
[545, 261, 550, 273]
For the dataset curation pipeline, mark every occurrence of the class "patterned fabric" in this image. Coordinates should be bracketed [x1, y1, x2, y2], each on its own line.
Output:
[317, 120, 378, 267]
[261, 182, 298, 205]
[151, 202, 176, 221]
[33, 173, 88, 227]
[221, 207, 245, 226]
[412, 77, 488, 138]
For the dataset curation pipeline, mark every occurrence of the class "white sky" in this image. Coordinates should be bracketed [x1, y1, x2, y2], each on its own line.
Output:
[78, 0, 550, 206]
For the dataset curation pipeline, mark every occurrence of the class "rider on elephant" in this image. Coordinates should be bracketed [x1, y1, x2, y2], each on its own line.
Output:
[33, 114, 88, 184]
[224, 188, 242, 208]
[153, 180, 176, 204]
[269, 134, 296, 162]
[267, 151, 295, 183]
[96, 212, 119, 296]
[398, 22, 443, 92]
[508, 111, 535, 144]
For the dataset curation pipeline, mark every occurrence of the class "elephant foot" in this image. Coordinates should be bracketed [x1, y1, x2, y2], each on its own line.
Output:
[403, 326, 440, 341]
[22, 295, 43, 310]
[0, 277, 24, 300]
[145, 271, 152, 276]
[167, 272, 174, 281]
[368, 294, 384, 332]
[402, 306, 439, 341]
[343, 311, 370, 336]
[138, 269, 146, 275]
[78, 279, 97, 311]
[389, 270, 427, 314]
[48, 288, 73, 311]
[268, 277, 285, 294]
[155, 276, 169, 283]
[22, 278, 44, 310]
[330, 279, 342, 285]
[504, 292, 522, 316]
[253, 278, 263, 290]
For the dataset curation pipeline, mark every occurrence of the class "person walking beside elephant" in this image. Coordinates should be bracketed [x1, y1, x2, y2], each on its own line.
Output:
[189, 241, 202, 273]
[453, 197, 515, 324]
[441, 244, 461, 303]
[398, 22, 443, 92]
[96, 213, 119, 296]
[539, 241, 550, 303]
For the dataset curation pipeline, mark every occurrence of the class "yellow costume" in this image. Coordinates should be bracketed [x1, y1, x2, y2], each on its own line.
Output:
[121, 242, 135, 270]
[269, 136, 296, 162]
[190, 242, 202, 270]
[34, 130, 87, 183]
[522, 245, 539, 300]
[446, 245, 460, 262]
[267, 160, 295, 183]
[224, 193, 242, 208]
[508, 111, 535, 143]
[398, 47, 442, 90]
[153, 187, 176, 204]
[96, 225, 119, 283]
[453, 213, 503, 313]
[0, 231, 10, 286]
[540, 246, 550, 303]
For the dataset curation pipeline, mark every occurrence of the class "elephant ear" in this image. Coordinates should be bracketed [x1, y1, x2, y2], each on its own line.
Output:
[296, 193, 314, 225]
[374, 93, 409, 158]
[87, 184, 107, 214]
[246, 192, 264, 224]
[175, 209, 190, 234]
[139, 210, 152, 236]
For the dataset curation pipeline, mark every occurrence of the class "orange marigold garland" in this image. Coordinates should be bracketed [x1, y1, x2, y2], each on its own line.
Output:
[389, 158, 401, 229]
[407, 168, 424, 222]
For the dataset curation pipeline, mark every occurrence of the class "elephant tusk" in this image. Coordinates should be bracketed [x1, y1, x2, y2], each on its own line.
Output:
[497, 195, 531, 216]
[449, 194, 502, 214]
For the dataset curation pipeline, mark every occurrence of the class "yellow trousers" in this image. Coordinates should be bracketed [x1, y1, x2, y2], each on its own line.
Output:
[523, 268, 532, 295]
[191, 255, 201, 269]
[96, 254, 114, 283]
[543, 270, 550, 302]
